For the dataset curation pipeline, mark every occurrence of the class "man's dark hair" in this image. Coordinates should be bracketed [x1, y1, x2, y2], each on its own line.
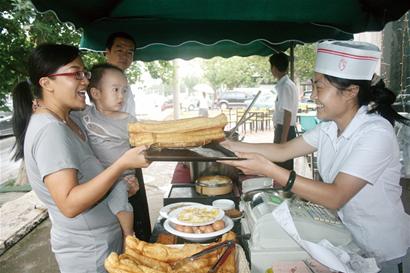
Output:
[269, 52, 289, 72]
[105, 32, 136, 50]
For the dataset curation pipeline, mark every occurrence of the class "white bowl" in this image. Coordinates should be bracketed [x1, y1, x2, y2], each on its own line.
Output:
[159, 202, 201, 219]
[168, 204, 224, 226]
[212, 199, 235, 211]
[164, 216, 234, 242]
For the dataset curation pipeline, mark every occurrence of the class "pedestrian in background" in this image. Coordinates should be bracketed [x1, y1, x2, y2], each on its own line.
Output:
[269, 52, 299, 170]
[198, 91, 209, 117]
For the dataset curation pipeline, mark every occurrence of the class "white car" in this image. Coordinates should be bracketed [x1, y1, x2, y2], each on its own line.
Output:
[0, 112, 13, 137]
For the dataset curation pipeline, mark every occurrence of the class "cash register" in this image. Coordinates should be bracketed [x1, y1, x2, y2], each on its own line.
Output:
[239, 189, 361, 273]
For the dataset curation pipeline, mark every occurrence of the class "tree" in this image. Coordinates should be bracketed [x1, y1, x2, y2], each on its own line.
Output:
[202, 56, 271, 91]
[0, 0, 145, 110]
[294, 43, 316, 83]
[201, 45, 316, 92]
[0, 0, 81, 110]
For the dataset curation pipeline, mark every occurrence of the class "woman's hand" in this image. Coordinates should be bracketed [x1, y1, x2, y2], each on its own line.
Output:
[124, 175, 139, 197]
[118, 145, 150, 170]
[219, 151, 275, 177]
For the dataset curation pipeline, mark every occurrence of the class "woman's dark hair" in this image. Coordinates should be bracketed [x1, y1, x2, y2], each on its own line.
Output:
[12, 43, 80, 160]
[324, 74, 409, 126]
[87, 63, 125, 102]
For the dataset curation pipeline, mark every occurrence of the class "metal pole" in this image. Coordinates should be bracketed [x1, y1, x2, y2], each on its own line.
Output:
[290, 42, 295, 81]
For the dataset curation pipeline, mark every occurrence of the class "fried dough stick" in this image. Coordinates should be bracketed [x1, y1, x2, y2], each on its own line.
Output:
[125, 236, 209, 263]
[123, 248, 172, 272]
[106, 252, 168, 273]
[128, 114, 227, 134]
[129, 127, 224, 148]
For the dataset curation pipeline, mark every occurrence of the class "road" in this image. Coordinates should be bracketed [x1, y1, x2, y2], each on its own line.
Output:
[0, 136, 21, 185]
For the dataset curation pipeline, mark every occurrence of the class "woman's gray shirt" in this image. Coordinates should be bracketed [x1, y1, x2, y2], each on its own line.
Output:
[24, 113, 122, 273]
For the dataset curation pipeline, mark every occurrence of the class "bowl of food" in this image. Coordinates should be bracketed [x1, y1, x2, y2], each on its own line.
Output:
[168, 204, 224, 226]
[159, 202, 202, 219]
[164, 216, 234, 242]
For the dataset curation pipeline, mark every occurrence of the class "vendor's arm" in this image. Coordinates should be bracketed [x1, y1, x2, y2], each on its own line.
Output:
[222, 151, 366, 209]
[45, 146, 149, 218]
[221, 135, 316, 162]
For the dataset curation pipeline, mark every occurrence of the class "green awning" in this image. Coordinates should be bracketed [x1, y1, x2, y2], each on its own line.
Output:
[31, 0, 410, 61]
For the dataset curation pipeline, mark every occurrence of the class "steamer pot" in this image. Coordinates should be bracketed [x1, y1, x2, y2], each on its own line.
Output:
[189, 161, 239, 182]
[195, 175, 233, 196]
[189, 130, 240, 182]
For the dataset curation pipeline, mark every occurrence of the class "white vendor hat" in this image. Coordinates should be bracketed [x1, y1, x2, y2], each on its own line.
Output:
[315, 40, 381, 80]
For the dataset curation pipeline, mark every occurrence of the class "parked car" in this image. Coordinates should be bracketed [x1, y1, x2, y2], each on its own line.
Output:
[244, 91, 276, 110]
[0, 111, 13, 137]
[181, 96, 200, 111]
[161, 98, 174, 111]
[216, 91, 253, 109]
[298, 90, 316, 112]
[393, 93, 410, 113]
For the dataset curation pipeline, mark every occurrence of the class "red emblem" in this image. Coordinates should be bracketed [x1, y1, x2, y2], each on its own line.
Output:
[338, 59, 347, 71]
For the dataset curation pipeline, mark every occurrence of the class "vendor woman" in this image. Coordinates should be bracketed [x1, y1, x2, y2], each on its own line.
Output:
[12, 43, 149, 273]
[220, 40, 410, 273]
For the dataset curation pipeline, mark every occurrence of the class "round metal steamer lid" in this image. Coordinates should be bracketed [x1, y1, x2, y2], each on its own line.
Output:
[196, 175, 232, 188]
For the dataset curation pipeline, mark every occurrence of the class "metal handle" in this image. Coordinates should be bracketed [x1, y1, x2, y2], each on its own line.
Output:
[208, 242, 235, 273]
[190, 240, 234, 260]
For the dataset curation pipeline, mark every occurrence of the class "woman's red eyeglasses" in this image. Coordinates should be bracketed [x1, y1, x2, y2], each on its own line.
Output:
[46, 71, 91, 80]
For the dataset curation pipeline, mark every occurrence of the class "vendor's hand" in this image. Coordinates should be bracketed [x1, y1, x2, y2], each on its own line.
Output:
[218, 151, 274, 177]
[220, 139, 239, 152]
[118, 145, 150, 170]
[125, 175, 139, 197]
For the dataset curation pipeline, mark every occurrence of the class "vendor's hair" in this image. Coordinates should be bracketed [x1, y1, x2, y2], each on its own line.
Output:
[105, 32, 136, 50]
[11, 44, 80, 160]
[87, 63, 125, 102]
[324, 74, 409, 126]
[269, 53, 289, 72]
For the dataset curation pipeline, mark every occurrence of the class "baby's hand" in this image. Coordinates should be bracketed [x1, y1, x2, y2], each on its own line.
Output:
[124, 175, 139, 197]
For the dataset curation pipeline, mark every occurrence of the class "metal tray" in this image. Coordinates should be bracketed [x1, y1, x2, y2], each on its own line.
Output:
[145, 141, 244, 162]
[145, 147, 242, 162]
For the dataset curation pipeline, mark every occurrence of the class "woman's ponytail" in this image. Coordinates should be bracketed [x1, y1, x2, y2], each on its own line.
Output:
[11, 81, 34, 161]
[368, 78, 409, 126]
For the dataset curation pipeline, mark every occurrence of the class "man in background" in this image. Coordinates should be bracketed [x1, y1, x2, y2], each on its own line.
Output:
[105, 32, 151, 241]
[269, 53, 299, 170]
[105, 32, 136, 116]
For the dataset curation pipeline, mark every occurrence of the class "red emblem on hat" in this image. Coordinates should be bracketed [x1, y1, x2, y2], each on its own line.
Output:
[338, 59, 347, 71]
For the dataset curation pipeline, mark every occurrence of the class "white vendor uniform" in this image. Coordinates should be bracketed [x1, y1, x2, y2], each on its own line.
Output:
[303, 106, 410, 263]
[273, 74, 299, 126]
[122, 85, 136, 116]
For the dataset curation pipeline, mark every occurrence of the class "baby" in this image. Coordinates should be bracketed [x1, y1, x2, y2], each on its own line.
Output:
[73, 63, 138, 238]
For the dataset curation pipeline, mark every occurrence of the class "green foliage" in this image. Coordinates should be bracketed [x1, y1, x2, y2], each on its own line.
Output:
[0, 0, 81, 110]
[202, 45, 316, 91]
[145, 60, 174, 85]
[294, 44, 316, 82]
[0, 0, 143, 110]
[202, 56, 271, 90]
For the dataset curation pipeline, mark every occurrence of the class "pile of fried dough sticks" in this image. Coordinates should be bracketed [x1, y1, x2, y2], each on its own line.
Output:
[128, 114, 228, 148]
[105, 231, 236, 273]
